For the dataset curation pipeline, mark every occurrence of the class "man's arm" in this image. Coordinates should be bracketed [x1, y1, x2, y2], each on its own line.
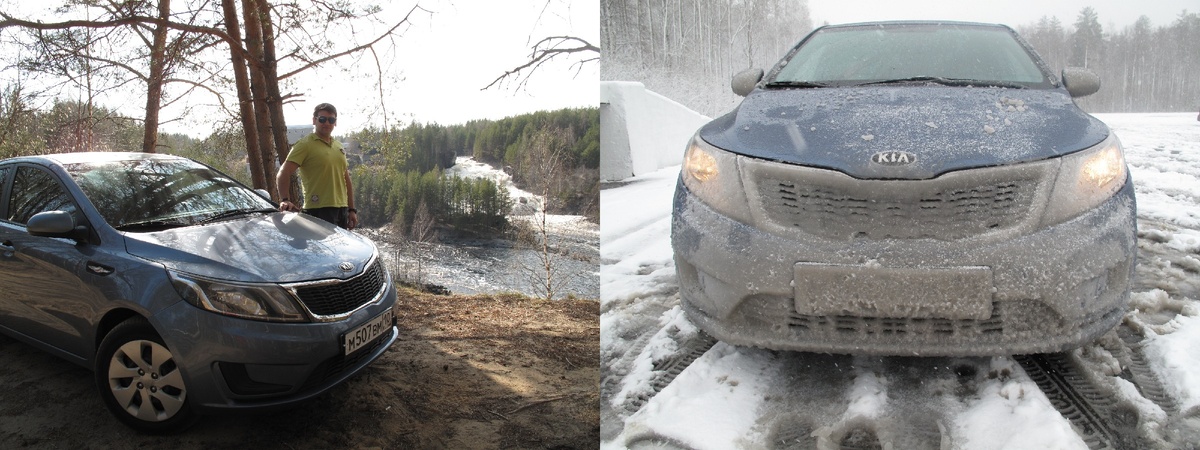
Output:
[276, 161, 301, 212]
[344, 169, 358, 229]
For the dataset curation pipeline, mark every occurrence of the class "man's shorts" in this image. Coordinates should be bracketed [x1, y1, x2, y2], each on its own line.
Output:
[304, 206, 349, 228]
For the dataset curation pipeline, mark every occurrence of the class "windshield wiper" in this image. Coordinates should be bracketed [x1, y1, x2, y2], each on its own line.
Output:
[115, 219, 193, 232]
[855, 77, 1026, 89]
[765, 80, 828, 89]
[199, 207, 276, 224]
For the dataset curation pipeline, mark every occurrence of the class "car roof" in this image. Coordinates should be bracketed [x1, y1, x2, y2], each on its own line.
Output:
[819, 20, 1012, 31]
[1, 152, 186, 166]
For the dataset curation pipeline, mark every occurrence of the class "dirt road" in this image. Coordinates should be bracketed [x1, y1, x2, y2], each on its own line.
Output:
[0, 290, 599, 449]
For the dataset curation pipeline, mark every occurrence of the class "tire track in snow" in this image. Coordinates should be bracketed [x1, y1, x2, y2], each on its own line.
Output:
[1117, 329, 1179, 417]
[622, 331, 718, 415]
[1015, 353, 1144, 450]
[601, 325, 718, 442]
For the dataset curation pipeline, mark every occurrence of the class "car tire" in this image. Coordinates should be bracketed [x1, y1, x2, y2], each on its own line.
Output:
[95, 317, 197, 433]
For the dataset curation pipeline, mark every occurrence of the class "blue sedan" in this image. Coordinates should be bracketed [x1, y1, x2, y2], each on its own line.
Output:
[673, 21, 1136, 356]
[0, 152, 397, 432]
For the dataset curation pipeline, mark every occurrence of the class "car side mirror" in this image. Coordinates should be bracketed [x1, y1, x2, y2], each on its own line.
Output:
[1061, 67, 1100, 98]
[28, 210, 89, 243]
[732, 68, 765, 97]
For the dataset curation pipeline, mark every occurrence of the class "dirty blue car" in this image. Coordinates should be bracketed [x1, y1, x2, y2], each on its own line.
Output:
[672, 21, 1136, 356]
[0, 152, 397, 432]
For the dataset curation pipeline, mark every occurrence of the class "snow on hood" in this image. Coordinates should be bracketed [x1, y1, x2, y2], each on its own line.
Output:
[123, 212, 377, 283]
[698, 86, 1110, 179]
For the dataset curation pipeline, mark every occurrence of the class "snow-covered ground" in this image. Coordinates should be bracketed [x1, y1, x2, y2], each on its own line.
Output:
[599, 113, 1200, 449]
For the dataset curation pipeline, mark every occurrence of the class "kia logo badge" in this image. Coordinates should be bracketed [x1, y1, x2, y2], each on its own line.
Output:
[871, 151, 917, 166]
[339, 262, 355, 272]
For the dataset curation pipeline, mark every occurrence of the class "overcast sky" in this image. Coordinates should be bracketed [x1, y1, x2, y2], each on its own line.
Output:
[282, 0, 599, 133]
[808, 0, 1196, 30]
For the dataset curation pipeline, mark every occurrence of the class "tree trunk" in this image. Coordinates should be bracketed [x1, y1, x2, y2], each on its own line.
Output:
[142, 0, 171, 153]
[256, 0, 290, 171]
[221, 0, 267, 191]
[241, 0, 279, 198]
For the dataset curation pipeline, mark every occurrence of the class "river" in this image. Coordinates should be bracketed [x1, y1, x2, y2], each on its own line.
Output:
[360, 156, 599, 299]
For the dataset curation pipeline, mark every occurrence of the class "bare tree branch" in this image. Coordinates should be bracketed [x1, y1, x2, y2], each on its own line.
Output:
[276, 4, 427, 80]
[483, 35, 598, 91]
[162, 75, 228, 112]
[368, 45, 389, 127]
[0, 12, 252, 63]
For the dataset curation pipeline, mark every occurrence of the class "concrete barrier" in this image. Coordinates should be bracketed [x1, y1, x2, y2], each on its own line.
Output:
[600, 81, 710, 181]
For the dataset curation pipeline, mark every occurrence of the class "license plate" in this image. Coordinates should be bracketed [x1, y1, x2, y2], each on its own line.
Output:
[794, 263, 993, 320]
[343, 308, 393, 356]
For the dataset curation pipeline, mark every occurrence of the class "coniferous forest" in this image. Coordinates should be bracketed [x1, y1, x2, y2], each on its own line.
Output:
[349, 107, 599, 238]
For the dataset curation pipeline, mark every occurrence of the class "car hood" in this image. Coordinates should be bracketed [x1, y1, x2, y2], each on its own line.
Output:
[698, 86, 1110, 179]
[124, 212, 377, 283]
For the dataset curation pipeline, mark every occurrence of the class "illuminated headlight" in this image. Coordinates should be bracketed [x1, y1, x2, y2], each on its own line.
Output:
[684, 143, 719, 182]
[170, 271, 308, 322]
[1041, 134, 1129, 226]
[680, 134, 754, 224]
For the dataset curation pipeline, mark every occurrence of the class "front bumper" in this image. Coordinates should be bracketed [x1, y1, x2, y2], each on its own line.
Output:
[151, 283, 398, 412]
[672, 176, 1137, 356]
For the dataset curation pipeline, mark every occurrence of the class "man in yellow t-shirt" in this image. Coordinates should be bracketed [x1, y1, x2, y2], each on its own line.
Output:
[275, 103, 359, 229]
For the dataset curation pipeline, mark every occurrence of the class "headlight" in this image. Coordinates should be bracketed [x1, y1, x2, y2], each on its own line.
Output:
[1040, 134, 1129, 226]
[680, 134, 754, 223]
[684, 143, 719, 182]
[170, 271, 308, 322]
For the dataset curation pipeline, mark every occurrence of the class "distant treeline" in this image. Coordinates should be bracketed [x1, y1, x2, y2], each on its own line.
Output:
[351, 167, 510, 239]
[0, 95, 144, 160]
[0, 95, 261, 181]
[601, 0, 814, 117]
[1018, 8, 1200, 113]
[347, 107, 599, 238]
[468, 108, 599, 218]
[348, 107, 599, 176]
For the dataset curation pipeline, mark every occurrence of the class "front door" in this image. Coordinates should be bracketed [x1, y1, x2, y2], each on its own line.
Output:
[0, 165, 101, 362]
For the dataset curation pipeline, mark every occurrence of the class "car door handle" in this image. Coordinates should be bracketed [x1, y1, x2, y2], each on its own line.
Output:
[87, 261, 115, 276]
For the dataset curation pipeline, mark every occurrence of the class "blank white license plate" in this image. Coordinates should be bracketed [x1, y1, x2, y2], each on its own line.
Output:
[794, 263, 993, 320]
[343, 308, 393, 355]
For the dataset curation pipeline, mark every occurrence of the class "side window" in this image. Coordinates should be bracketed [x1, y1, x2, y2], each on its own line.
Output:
[7, 166, 77, 225]
[0, 166, 9, 212]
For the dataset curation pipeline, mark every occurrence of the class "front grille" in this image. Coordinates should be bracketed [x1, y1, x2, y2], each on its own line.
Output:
[764, 181, 1035, 240]
[788, 301, 1010, 337]
[739, 296, 1064, 341]
[293, 259, 387, 316]
[743, 159, 1050, 241]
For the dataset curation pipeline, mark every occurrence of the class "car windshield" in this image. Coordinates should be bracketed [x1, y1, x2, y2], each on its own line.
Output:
[770, 23, 1051, 88]
[65, 157, 275, 231]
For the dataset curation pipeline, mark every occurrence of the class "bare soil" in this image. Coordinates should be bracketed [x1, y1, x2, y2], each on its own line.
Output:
[0, 289, 599, 449]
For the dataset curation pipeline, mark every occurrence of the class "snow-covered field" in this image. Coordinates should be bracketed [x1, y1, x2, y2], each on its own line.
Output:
[599, 113, 1200, 449]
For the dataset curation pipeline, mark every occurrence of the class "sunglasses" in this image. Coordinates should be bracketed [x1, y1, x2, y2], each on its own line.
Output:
[317, 116, 337, 124]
